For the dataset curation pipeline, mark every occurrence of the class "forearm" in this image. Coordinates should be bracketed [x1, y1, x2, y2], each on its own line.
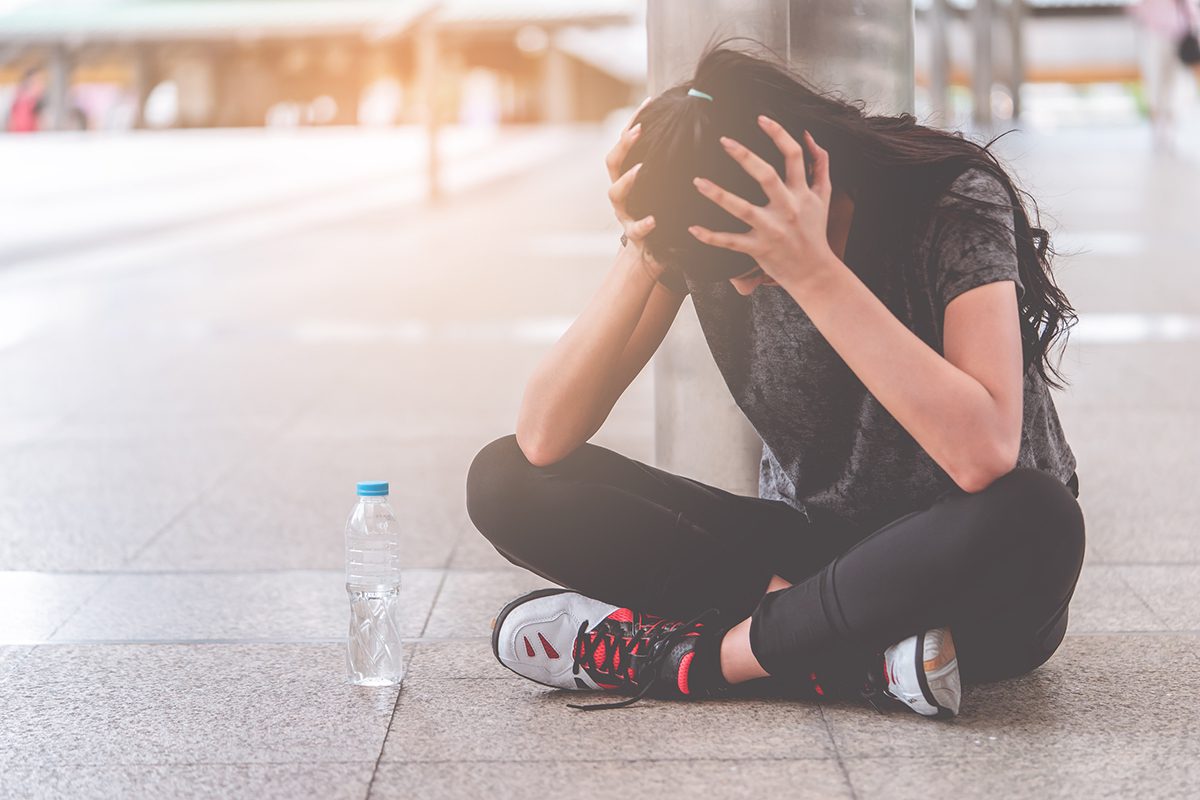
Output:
[780, 257, 1018, 491]
[516, 250, 658, 464]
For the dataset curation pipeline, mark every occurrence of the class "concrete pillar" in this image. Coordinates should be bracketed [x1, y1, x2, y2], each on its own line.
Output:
[44, 44, 72, 131]
[540, 43, 573, 123]
[130, 45, 155, 130]
[929, 0, 951, 126]
[414, 21, 442, 203]
[972, 0, 995, 127]
[1007, 0, 1025, 120]
[647, 0, 914, 495]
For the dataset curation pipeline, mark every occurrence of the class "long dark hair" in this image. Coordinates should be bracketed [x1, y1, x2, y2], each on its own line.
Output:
[623, 38, 1076, 388]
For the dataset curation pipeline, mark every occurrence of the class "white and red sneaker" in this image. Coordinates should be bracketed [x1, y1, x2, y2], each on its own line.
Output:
[864, 627, 961, 717]
[490, 588, 724, 710]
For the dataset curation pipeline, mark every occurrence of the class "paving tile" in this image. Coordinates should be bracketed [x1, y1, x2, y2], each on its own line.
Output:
[75, 341, 337, 424]
[286, 404, 521, 444]
[1050, 408, 1200, 564]
[1065, 564, 1164, 633]
[0, 644, 398, 766]
[0, 493, 192, 571]
[0, 762, 375, 800]
[844, 751, 1200, 800]
[822, 635, 1200, 759]
[132, 435, 475, 571]
[45, 417, 286, 444]
[0, 646, 32, 682]
[404, 639, 501, 681]
[0, 416, 60, 447]
[51, 569, 442, 642]
[379, 677, 835, 763]
[130, 498, 356, 571]
[372, 759, 852, 799]
[0, 572, 111, 644]
[225, 437, 467, 522]
[1117, 566, 1200, 631]
[1081, 506, 1200, 565]
[0, 338, 159, 419]
[422, 570, 561, 639]
[133, 491, 460, 571]
[0, 434, 242, 571]
[1055, 343, 1200, 413]
[447, 528, 528, 571]
[0, 437, 243, 497]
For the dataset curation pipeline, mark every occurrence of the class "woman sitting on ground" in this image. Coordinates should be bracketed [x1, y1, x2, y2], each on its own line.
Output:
[466, 41, 1083, 718]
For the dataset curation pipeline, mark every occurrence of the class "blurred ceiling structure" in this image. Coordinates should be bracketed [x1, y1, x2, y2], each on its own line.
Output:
[0, 0, 641, 43]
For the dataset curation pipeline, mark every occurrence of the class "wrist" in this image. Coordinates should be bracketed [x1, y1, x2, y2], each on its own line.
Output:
[615, 246, 663, 288]
[778, 251, 845, 300]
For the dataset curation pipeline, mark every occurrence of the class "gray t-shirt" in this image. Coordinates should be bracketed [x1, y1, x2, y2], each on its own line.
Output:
[657, 165, 1076, 531]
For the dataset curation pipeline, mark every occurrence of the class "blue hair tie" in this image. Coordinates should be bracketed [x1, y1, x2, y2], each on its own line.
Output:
[687, 87, 714, 102]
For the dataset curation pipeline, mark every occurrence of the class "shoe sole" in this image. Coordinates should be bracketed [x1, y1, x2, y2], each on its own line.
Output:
[489, 587, 573, 689]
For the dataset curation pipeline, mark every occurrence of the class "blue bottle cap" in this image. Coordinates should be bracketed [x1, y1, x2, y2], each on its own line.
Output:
[356, 481, 389, 496]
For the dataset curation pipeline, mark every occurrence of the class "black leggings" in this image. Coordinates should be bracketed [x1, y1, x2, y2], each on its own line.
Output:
[465, 434, 1085, 695]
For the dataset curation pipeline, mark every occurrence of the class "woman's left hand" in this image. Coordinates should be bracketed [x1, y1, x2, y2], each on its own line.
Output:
[688, 116, 839, 288]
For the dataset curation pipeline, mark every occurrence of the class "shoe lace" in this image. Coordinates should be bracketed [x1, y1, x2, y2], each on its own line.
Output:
[859, 650, 893, 715]
[567, 607, 719, 711]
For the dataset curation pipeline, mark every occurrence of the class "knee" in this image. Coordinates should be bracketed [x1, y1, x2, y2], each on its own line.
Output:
[464, 433, 534, 542]
[989, 468, 1083, 527]
[977, 468, 1086, 563]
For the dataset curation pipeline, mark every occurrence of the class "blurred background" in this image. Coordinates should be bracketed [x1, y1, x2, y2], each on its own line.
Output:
[2, 0, 1198, 284]
[3, 0, 1197, 135]
[2, 2, 1200, 797]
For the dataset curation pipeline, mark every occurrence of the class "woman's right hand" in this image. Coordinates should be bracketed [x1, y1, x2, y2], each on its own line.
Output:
[605, 99, 669, 284]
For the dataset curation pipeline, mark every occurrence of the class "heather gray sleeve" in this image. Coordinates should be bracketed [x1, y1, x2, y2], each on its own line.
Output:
[928, 167, 1024, 309]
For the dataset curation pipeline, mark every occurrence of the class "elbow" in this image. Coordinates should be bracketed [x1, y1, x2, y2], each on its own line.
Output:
[948, 436, 1020, 494]
[514, 426, 570, 468]
[514, 430, 555, 468]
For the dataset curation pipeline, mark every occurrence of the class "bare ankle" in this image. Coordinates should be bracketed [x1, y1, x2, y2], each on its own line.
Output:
[765, 574, 793, 594]
[719, 617, 771, 684]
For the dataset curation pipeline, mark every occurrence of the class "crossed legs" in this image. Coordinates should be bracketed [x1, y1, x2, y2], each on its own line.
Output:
[466, 434, 1085, 696]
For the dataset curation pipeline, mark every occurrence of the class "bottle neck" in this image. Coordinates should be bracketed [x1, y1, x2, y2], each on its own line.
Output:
[357, 495, 389, 504]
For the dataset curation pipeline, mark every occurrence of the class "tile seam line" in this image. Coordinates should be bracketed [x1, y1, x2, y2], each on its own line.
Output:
[372, 756, 864, 766]
[118, 401, 312, 570]
[11, 630, 1200, 648]
[1110, 567, 1172, 630]
[364, 669, 404, 800]
[818, 705, 860, 800]
[0, 756, 854, 770]
[12, 635, 493, 647]
[0, 760, 381, 768]
[366, 559, 454, 797]
[3, 329, 195, 639]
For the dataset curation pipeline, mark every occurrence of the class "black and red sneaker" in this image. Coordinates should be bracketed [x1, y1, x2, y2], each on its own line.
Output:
[490, 588, 726, 710]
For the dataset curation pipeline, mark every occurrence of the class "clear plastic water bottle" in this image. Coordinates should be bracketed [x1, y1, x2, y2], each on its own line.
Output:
[345, 480, 404, 686]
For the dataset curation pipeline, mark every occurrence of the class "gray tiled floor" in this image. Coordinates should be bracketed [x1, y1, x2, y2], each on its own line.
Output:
[49, 569, 442, 642]
[820, 635, 1200, 760]
[2, 120, 1199, 798]
[371, 760, 853, 800]
[842, 753, 1200, 800]
[0, 644, 401, 765]
[0, 764, 376, 800]
[378, 678, 836, 763]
